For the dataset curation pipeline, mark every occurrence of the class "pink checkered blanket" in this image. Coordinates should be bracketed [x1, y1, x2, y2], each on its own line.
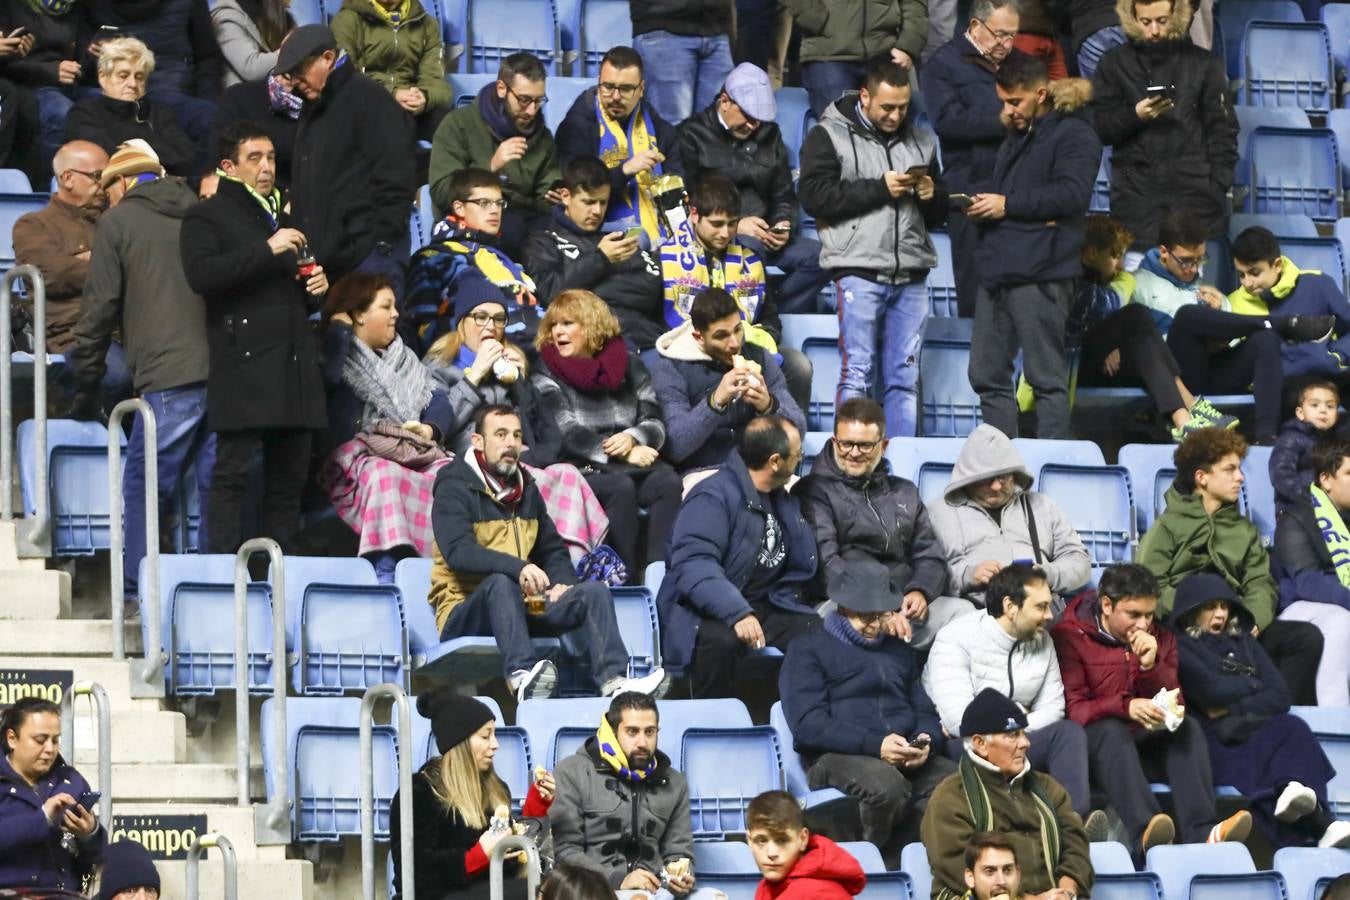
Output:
[320, 440, 610, 560]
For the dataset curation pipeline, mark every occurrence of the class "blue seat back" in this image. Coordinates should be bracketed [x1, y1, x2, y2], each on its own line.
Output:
[1235, 106, 1310, 187]
[927, 231, 959, 318]
[1247, 127, 1341, 222]
[1146, 843, 1269, 900]
[1227, 211, 1317, 238]
[916, 461, 953, 505]
[682, 727, 782, 838]
[1037, 464, 1135, 570]
[1011, 438, 1104, 477]
[882, 437, 968, 482]
[437, 0, 469, 65]
[544, 76, 591, 133]
[612, 587, 660, 676]
[900, 842, 931, 900]
[1091, 147, 1112, 213]
[837, 841, 887, 874]
[775, 87, 811, 171]
[18, 419, 120, 556]
[1241, 22, 1333, 114]
[289, 0, 324, 24]
[394, 557, 441, 656]
[494, 726, 533, 812]
[1326, 109, 1350, 186]
[1118, 443, 1177, 532]
[1323, 3, 1350, 78]
[768, 702, 810, 795]
[860, 873, 914, 900]
[0, 194, 49, 267]
[1272, 847, 1350, 900]
[467, 0, 558, 73]
[919, 317, 980, 437]
[798, 430, 832, 476]
[0, 168, 31, 192]
[578, 0, 631, 75]
[448, 72, 498, 108]
[1091, 842, 1136, 874]
[1242, 445, 1277, 546]
[1219, 0, 1304, 76]
[517, 697, 611, 769]
[693, 841, 759, 875]
[779, 314, 840, 431]
[1280, 237, 1348, 293]
[170, 580, 275, 697]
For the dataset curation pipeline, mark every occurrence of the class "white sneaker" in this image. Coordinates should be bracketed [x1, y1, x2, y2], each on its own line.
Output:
[511, 659, 558, 702]
[604, 667, 670, 698]
[1275, 781, 1318, 823]
[1320, 819, 1350, 848]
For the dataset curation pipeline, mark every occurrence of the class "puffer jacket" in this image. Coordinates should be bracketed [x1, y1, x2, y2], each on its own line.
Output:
[0, 752, 105, 891]
[1272, 501, 1350, 614]
[923, 611, 1066, 737]
[798, 93, 945, 285]
[976, 78, 1100, 290]
[793, 442, 948, 598]
[1270, 418, 1325, 515]
[550, 738, 693, 888]
[1169, 588, 1289, 725]
[1089, 0, 1237, 245]
[755, 835, 866, 900]
[1050, 590, 1182, 728]
[629, 0, 731, 37]
[785, 0, 929, 64]
[928, 425, 1092, 600]
[331, 0, 451, 109]
[1136, 485, 1278, 627]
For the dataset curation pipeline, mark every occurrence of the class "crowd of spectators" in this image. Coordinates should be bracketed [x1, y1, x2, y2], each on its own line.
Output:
[5, 0, 1350, 895]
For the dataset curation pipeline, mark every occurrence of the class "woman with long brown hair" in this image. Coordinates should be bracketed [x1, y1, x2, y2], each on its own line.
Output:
[212, 0, 296, 86]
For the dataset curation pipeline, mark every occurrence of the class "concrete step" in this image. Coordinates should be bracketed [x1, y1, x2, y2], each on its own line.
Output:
[71, 707, 185, 765]
[0, 655, 164, 713]
[0, 521, 57, 571]
[155, 858, 314, 900]
[103, 762, 264, 803]
[17, 618, 142, 656]
[110, 804, 293, 861]
[0, 566, 71, 619]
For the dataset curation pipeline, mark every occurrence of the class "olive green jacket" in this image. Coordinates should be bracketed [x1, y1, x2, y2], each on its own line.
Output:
[331, 0, 452, 109]
[785, 0, 930, 63]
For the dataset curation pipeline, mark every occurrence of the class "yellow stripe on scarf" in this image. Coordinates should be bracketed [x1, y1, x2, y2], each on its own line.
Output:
[596, 712, 656, 782]
[1310, 484, 1350, 588]
[597, 96, 660, 242]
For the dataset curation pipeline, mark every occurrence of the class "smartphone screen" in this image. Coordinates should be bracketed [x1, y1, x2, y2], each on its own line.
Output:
[622, 226, 643, 240]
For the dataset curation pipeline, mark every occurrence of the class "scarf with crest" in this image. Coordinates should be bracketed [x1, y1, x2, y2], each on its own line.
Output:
[596, 713, 656, 782]
[1311, 483, 1350, 588]
[596, 94, 662, 243]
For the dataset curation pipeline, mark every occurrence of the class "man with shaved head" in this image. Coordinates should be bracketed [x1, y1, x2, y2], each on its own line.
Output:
[13, 140, 109, 354]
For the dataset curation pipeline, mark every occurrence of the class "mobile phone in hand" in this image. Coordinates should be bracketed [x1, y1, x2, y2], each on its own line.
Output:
[76, 790, 101, 811]
[910, 735, 931, 749]
[949, 193, 974, 210]
[770, 224, 791, 234]
[622, 226, 643, 240]
[906, 165, 930, 177]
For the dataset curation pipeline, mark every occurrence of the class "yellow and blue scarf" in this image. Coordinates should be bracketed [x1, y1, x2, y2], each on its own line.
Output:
[597, 95, 663, 243]
[660, 222, 776, 352]
[1311, 484, 1350, 588]
[596, 713, 656, 783]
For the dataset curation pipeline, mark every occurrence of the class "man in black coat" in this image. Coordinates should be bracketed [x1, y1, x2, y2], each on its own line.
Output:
[1089, 0, 1237, 247]
[207, 78, 299, 191]
[678, 62, 830, 315]
[521, 155, 666, 348]
[279, 24, 415, 299]
[179, 121, 329, 554]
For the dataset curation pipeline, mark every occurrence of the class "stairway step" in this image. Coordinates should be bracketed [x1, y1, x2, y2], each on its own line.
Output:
[0, 521, 56, 571]
[0, 567, 70, 619]
[155, 858, 313, 900]
[0, 655, 162, 712]
[101, 762, 262, 803]
[110, 804, 292, 861]
[18, 618, 142, 656]
[72, 708, 185, 765]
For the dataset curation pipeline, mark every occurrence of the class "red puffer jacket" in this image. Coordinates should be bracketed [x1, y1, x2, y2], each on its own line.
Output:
[755, 835, 866, 900]
[1050, 592, 1184, 728]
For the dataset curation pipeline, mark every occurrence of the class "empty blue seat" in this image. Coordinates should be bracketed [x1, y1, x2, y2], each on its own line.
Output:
[1012, 438, 1105, 478]
[779, 314, 840, 431]
[17, 419, 121, 557]
[578, 0, 630, 75]
[883, 436, 968, 482]
[1242, 445, 1277, 546]
[1219, 0, 1304, 76]
[776, 87, 810, 171]
[517, 696, 611, 769]
[289, 0, 324, 24]
[1118, 443, 1178, 532]
[467, 0, 558, 74]
[278, 556, 408, 695]
[693, 841, 758, 874]
[1240, 22, 1334, 115]
[1280, 237, 1348, 294]
[1246, 127, 1341, 222]
[1090, 842, 1135, 874]
[437, 0, 469, 67]
[797, 431, 832, 476]
[919, 318, 980, 437]
[1273, 847, 1350, 900]
[544, 76, 591, 133]
[837, 841, 887, 874]
[1037, 464, 1135, 571]
[1091, 147, 1112, 213]
[0, 193, 49, 267]
[900, 842, 932, 900]
[1322, 3, 1350, 80]
[0, 168, 31, 193]
[494, 726, 533, 812]
[260, 697, 398, 842]
[682, 727, 782, 838]
[1145, 843, 1285, 900]
[916, 461, 953, 505]
[928, 231, 958, 318]
[1228, 212, 1318, 238]
[1234, 106, 1310, 187]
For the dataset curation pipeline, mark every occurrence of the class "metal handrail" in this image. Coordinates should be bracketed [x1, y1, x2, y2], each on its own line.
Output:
[233, 538, 290, 844]
[108, 401, 160, 692]
[185, 832, 238, 900]
[360, 683, 414, 900]
[59, 681, 112, 827]
[490, 834, 542, 900]
[0, 265, 51, 557]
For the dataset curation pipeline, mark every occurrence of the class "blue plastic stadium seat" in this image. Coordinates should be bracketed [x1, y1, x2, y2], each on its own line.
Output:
[467, 0, 558, 74]
[768, 702, 850, 810]
[1118, 443, 1176, 533]
[779, 314, 840, 431]
[919, 318, 981, 437]
[883, 437, 968, 483]
[1245, 127, 1341, 223]
[1292, 706, 1350, 817]
[916, 461, 953, 505]
[693, 841, 759, 874]
[544, 76, 591, 133]
[1228, 212, 1318, 239]
[900, 842, 932, 900]
[682, 727, 782, 838]
[798, 431, 832, 476]
[1273, 847, 1350, 900]
[17, 419, 123, 557]
[517, 696, 612, 769]
[448, 72, 498, 108]
[578, 0, 631, 75]
[0, 193, 49, 267]
[0, 168, 31, 193]
[1145, 843, 1285, 900]
[1091, 147, 1112, 213]
[928, 231, 959, 318]
[1234, 106, 1310, 188]
[289, 0, 323, 24]
[860, 874, 914, 900]
[613, 587, 661, 677]
[776, 87, 811, 171]
[1036, 464, 1135, 570]
[1280, 237, 1348, 294]
[438, 0, 469, 68]
[1090, 842, 1135, 874]
[494, 726, 533, 812]
[1240, 22, 1333, 115]
[1011, 438, 1105, 479]
[837, 841, 887, 874]
[1219, 0, 1305, 77]
[1323, 4, 1350, 80]
[1327, 110, 1350, 187]
[260, 697, 398, 842]
[1242, 445, 1278, 546]
[277, 556, 408, 695]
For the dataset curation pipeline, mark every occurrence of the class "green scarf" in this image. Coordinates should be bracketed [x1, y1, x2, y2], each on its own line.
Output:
[595, 713, 656, 782]
[1310, 484, 1350, 587]
[216, 168, 282, 230]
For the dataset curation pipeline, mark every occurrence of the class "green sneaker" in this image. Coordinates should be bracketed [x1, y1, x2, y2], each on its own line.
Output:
[1191, 397, 1240, 431]
[1171, 416, 1213, 443]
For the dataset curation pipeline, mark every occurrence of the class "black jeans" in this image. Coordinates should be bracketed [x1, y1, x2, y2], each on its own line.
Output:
[1079, 304, 1186, 415]
[779, 347, 814, 420]
[206, 428, 313, 554]
[807, 751, 956, 855]
[1165, 304, 1283, 440]
[1259, 618, 1324, 706]
[582, 463, 683, 577]
[970, 279, 1075, 438]
[687, 600, 820, 698]
[1085, 715, 1217, 846]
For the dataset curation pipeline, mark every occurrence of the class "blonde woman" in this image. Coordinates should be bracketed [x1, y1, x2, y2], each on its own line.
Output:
[390, 689, 553, 899]
[63, 36, 198, 175]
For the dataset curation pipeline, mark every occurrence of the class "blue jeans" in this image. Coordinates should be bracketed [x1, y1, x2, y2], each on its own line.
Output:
[632, 31, 733, 124]
[836, 276, 928, 437]
[1076, 26, 1127, 81]
[123, 384, 216, 597]
[741, 233, 832, 314]
[802, 61, 865, 117]
[146, 88, 215, 146]
[34, 86, 74, 163]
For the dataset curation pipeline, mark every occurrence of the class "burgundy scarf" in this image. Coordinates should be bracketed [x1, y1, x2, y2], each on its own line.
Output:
[540, 336, 630, 393]
[473, 449, 525, 505]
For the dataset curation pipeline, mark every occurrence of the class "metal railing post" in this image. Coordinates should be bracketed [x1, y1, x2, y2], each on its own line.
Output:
[60, 682, 112, 827]
[185, 832, 238, 900]
[360, 683, 415, 900]
[108, 399, 158, 676]
[490, 835, 542, 900]
[1, 265, 51, 556]
[233, 538, 290, 843]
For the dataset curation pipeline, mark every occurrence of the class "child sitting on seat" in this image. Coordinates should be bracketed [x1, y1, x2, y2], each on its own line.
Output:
[747, 791, 865, 900]
[1271, 380, 1341, 514]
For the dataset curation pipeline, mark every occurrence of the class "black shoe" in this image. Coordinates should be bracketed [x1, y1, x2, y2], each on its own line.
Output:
[1270, 314, 1336, 343]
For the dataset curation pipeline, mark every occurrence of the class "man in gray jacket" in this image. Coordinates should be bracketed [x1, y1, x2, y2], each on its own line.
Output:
[928, 424, 1091, 607]
[550, 693, 699, 894]
[798, 58, 946, 438]
[69, 139, 213, 607]
[924, 563, 1100, 832]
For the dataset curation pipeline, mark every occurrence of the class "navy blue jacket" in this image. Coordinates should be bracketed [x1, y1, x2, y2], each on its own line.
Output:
[780, 619, 943, 764]
[1270, 418, 1329, 515]
[921, 35, 1007, 193]
[1272, 501, 1350, 615]
[1169, 591, 1289, 724]
[656, 450, 818, 670]
[975, 86, 1100, 291]
[554, 87, 683, 203]
[0, 753, 105, 891]
[1259, 272, 1350, 379]
[85, 0, 222, 100]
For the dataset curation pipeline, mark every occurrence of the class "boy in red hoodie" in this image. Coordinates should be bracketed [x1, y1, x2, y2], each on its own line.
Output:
[747, 791, 865, 900]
